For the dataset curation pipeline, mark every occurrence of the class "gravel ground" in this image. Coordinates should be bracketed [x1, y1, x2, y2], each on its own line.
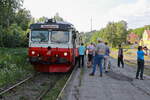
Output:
[64, 57, 150, 100]
[0, 73, 62, 100]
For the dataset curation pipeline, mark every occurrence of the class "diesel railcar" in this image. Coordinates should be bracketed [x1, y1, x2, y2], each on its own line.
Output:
[28, 19, 80, 72]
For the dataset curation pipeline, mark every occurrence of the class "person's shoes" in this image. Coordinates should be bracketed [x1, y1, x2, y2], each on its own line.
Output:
[118, 66, 120, 67]
[105, 71, 108, 73]
[136, 77, 139, 79]
[140, 77, 144, 80]
[89, 73, 94, 76]
[100, 73, 102, 77]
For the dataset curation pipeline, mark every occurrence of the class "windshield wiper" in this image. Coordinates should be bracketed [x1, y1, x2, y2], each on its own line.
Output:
[52, 41, 68, 43]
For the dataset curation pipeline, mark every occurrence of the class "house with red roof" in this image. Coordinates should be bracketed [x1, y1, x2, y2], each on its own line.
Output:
[127, 32, 139, 44]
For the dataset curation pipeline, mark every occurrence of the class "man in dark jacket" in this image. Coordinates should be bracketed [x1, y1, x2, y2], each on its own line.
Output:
[118, 44, 124, 68]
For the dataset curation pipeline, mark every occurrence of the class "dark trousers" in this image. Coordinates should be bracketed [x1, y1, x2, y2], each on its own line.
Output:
[79, 55, 84, 67]
[88, 54, 93, 62]
[92, 54, 104, 74]
[136, 60, 144, 78]
[118, 56, 124, 67]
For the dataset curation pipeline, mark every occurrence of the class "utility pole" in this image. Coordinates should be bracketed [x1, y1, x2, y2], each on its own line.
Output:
[90, 17, 92, 32]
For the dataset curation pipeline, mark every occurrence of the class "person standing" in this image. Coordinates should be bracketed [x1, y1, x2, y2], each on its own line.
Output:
[136, 46, 147, 80]
[90, 39, 106, 77]
[104, 42, 110, 73]
[118, 44, 124, 68]
[78, 43, 86, 68]
[87, 42, 95, 68]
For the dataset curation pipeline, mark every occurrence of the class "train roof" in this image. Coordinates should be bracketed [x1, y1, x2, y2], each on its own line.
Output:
[30, 19, 76, 30]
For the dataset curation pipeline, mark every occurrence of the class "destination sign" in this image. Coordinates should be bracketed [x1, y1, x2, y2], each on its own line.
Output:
[41, 25, 59, 29]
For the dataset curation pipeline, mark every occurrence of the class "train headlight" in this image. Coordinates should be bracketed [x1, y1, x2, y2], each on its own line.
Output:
[31, 51, 35, 55]
[64, 52, 68, 56]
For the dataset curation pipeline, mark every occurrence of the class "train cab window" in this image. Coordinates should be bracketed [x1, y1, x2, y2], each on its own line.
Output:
[31, 30, 49, 42]
[51, 31, 69, 43]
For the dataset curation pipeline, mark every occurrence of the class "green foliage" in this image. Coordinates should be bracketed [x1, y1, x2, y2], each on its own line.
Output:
[83, 31, 94, 45]
[130, 27, 144, 38]
[129, 25, 150, 38]
[1, 24, 28, 47]
[15, 8, 32, 31]
[0, 48, 34, 87]
[0, 1, 33, 48]
[0, 0, 23, 28]
[36, 16, 48, 23]
[54, 13, 64, 21]
[89, 20, 128, 47]
[36, 13, 64, 23]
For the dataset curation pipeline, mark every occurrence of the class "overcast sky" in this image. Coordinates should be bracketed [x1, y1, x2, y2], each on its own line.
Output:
[23, 0, 150, 32]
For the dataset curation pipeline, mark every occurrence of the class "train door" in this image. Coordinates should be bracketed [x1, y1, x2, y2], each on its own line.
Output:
[71, 31, 77, 65]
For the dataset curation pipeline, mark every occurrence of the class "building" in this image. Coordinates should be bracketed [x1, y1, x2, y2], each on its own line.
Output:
[140, 30, 150, 49]
[127, 32, 139, 44]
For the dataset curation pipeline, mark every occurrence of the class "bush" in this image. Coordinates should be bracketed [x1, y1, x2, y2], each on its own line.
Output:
[0, 48, 34, 87]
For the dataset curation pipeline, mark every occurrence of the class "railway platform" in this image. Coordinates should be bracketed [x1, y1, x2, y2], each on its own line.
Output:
[59, 58, 150, 100]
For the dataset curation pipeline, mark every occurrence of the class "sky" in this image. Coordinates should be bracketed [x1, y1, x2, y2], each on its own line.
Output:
[23, 0, 150, 32]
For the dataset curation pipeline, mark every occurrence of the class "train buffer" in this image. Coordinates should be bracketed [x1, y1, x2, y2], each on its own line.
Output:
[58, 58, 150, 100]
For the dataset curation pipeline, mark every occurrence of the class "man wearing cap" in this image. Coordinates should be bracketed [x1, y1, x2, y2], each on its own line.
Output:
[90, 38, 106, 77]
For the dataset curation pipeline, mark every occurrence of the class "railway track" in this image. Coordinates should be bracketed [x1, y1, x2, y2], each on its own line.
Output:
[56, 66, 78, 100]
[0, 72, 63, 100]
[0, 67, 78, 100]
[36, 66, 78, 100]
[0, 75, 34, 96]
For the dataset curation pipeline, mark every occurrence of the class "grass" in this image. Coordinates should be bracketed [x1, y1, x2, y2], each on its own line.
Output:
[110, 48, 150, 76]
[0, 48, 34, 87]
[125, 60, 150, 76]
[111, 48, 150, 60]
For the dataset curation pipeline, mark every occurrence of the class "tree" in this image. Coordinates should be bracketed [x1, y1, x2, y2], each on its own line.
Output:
[90, 20, 128, 47]
[15, 8, 32, 31]
[0, 0, 35, 47]
[3, 24, 24, 47]
[0, 0, 23, 28]
[54, 13, 64, 21]
[36, 16, 48, 23]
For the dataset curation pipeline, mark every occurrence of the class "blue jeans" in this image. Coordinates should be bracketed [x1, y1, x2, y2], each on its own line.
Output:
[92, 54, 104, 74]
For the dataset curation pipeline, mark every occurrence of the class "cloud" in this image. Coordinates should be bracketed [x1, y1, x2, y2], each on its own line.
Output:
[105, 0, 150, 29]
[23, 0, 150, 32]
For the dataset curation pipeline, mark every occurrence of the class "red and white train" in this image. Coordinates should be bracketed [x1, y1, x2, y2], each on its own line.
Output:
[28, 19, 81, 72]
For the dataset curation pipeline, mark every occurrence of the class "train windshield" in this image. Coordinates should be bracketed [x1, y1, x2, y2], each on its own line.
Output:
[31, 30, 49, 42]
[51, 31, 69, 43]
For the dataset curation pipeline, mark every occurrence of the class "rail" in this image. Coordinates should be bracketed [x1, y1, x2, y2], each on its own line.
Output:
[0, 75, 34, 96]
[56, 66, 78, 100]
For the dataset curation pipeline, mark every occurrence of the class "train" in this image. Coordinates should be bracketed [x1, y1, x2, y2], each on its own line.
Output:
[28, 19, 81, 72]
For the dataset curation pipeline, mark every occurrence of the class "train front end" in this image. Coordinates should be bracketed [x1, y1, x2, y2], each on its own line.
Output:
[28, 20, 78, 72]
